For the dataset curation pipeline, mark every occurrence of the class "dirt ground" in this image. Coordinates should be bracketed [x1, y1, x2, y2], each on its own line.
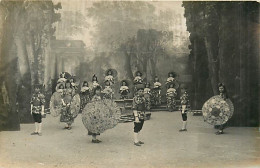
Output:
[0, 112, 259, 168]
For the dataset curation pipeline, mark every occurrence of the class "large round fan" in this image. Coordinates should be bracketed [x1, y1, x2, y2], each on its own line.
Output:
[82, 99, 121, 134]
[70, 94, 81, 118]
[202, 95, 234, 125]
[50, 92, 63, 117]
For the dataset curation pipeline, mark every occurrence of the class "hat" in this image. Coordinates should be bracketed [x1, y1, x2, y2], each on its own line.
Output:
[135, 71, 143, 77]
[135, 83, 145, 91]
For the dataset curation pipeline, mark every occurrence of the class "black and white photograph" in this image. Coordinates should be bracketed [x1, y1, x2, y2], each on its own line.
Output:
[0, 0, 259, 167]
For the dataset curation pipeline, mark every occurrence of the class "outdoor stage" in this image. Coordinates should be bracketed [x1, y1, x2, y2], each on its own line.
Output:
[0, 112, 259, 168]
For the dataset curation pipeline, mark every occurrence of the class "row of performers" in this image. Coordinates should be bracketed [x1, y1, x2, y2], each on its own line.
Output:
[55, 71, 181, 110]
[30, 82, 190, 145]
[30, 81, 233, 145]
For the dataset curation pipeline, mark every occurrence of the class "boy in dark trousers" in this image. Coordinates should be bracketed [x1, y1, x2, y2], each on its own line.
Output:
[179, 89, 189, 132]
[30, 84, 45, 136]
[132, 84, 146, 146]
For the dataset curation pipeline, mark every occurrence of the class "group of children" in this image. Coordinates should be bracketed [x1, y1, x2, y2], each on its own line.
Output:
[30, 69, 191, 145]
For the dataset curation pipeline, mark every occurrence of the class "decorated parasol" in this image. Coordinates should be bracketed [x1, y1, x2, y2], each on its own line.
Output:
[82, 99, 121, 134]
[202, 95, 234, 126]
[50, 92, 63, 117]
[70, 94, 81, 118]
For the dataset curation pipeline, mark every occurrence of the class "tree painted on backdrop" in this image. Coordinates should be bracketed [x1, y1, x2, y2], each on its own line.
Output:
[87, 1, 175, 80]
[0, 1, 61, 128]
[182, 2, 259, 126]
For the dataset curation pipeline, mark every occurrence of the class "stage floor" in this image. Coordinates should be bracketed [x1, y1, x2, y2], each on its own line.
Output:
[0, 112, 259, 168]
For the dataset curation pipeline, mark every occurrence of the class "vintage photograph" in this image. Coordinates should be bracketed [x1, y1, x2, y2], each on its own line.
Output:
[0, 0, 259, 167]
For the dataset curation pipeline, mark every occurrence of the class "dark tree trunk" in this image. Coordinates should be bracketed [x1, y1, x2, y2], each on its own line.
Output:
[204, 37, 219, 95]
[124, 51, 134, 79]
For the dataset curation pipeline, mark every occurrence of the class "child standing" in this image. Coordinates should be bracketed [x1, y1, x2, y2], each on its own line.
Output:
[30, 84, 45, 136]
[153, 76, 162, 89]
[179, 89, 189, 132]
[152, 76, 162, 106]
[166, 72, 177, 84]
[82, 85, 121, 143]
[134, 71, 143, 85]
[102, 80, 114, 99]
[119, 80, 130, 99]
[60, 81, 75, 130]
[166, 83, 177, 112]
[144, 82, 151, 110]
[132, 84, 146, 146]
[105, 69, 115, 86]
[88, 86, 102, 143]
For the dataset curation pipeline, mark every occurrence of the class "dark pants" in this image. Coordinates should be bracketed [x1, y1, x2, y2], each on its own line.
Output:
[134, 119, 144, 133]
[181, 113, 187, 121]
[32, 113, 42, 123]
[215, 122, 228, 131]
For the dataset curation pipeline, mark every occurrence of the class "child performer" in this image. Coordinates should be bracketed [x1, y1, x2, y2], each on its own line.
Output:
[166, 72, 176, 84]
[144, 82, 151, 110]
[30, 84, 45, 136]
[88, 86, 102, 143]
[60, 81, 75, 130]
[166, 83, 177, 112]
[215, 83, 229, 135]
[144, 82, 151, 94]
[119, 80, 130, 99]
[105, 69, 114, 86]
[134, 71, 143, 85]
[132, 84, 146, 146]
[70, 76, 78, 91]
[57, 72, 67, 84]
[153, 76, 162, 89]
[102, 80, 114, 99]
[179, 89, 189, 132]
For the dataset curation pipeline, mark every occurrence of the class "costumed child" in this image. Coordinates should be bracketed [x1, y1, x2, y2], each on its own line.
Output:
[166, 72, 176, 84]
[57, 72, 67, 84]
[79, 81, 91, 113]
[119, 80, 130, 99]
[60, 80, 75, 130]
[179, 89, 189, 132]
[102, 80, 114, 99]
[166, 82, 177, 112]
[134, 71, 143, 85]
[105, 69, 115, 86]
[144, 82, 151, 110]
[152, 76, 162, 106]
[30, 84, 45, 136]
[202, 83, 234, 135]
[70, 76, 78, 91]
[144, 82, 151, 94]
[215, 83, 229, 135]
[92, 74, 100, 88]
[132, 84, 146, 146]
[153, 76, 162, 89]
[81, 86, 121, 143]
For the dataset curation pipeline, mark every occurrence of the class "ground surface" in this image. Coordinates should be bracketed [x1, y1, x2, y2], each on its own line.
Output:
[0, 112, 259, 168]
